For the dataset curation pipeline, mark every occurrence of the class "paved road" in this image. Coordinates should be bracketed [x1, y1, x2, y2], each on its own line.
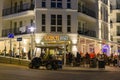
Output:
[0, 64, 120, 80]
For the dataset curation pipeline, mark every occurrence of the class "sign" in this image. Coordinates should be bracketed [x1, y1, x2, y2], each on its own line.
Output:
[17, 37, 22, 41]
[102, 44, 110, 56]
[8, 33, 14, 38]
[44, 35, 69, 41]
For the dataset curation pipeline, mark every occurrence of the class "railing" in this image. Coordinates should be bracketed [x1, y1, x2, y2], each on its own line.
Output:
[102, 0, 108, 5]
[2, 3, 34, 16]
[2, 27, 31, 37]
[116, 4, 120, 9]
[111, 4, 120, 10]
[77, 29, 96, 37]
[117, 20, 120, 22]
[78, 6, 96, 18]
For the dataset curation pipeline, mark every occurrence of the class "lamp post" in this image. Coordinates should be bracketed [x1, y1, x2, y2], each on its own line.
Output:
[63, 43, 66, 66]
[63, 36, 68, 66]
[29, 27, 36, 59]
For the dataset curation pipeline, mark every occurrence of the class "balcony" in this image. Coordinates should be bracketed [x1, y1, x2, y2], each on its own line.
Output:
[2, 26, 31, 37]
[117, 20, 120, 22]
[117, 32, 120, 36]
[78, 6, 96, 18]
[2, 3, 34, 16]
[77, 29, 96, 37]
[116, 4, 120, 9]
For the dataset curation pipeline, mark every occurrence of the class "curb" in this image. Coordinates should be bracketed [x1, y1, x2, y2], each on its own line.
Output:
[0, 63, 120, 72]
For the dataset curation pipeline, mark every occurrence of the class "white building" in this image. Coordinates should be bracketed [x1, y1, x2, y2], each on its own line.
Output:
[110, 0, 120, 54]
[0, 0, 118, 60]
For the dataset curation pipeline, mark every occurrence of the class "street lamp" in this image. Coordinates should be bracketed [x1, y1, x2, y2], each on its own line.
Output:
[29, 26, 36, 59]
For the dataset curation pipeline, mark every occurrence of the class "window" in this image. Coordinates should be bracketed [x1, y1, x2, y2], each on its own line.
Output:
[51, 14, 62, 32]
[117, 26, 120, 36]
[117, 0, 120, 9]
[102, 0, 108, 5]
[57, 25, 62, 32]
[14, 22, 17, 33]
[19, 21, 23, 27]
[31, 19, 33, 26]
[67, 27, 71, 32]
[42, 0, 46, 8]
[67, 15, 71, 25]
[51, 15, 56, 25]
[51, 26, 56, 32]
[101, 24, 108, 40]
[51, 0, 62, 8]
[42, 14, 46, 32]
[101, 6, 108, 22]
[67, 15, 71, 32]
[57, 15, 62, 25]
[117, 13, 120, 22]
[42, 26, 46, 32]
[78, 21, 86, 34]
[42, 14, 46, 25]
[14, 22, 17, 28]
[67, 0, 71, 9]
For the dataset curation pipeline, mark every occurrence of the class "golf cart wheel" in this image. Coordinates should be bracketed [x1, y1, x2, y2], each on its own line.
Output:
[46, 64, 52, 70]
[53, 63, 58, 70]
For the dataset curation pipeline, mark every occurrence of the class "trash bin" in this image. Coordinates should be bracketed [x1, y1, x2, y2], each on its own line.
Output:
[98, 54, 105, 68]
[98, 60, 105, 68]
[57, 60, 62, 69]
[90, 58, 97, 68]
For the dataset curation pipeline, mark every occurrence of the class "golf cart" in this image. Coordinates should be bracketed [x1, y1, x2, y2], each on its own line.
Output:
[28, 46, 63, 70]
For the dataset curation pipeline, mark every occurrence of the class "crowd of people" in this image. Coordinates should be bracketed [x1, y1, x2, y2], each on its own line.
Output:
[66, 51, 120, 68]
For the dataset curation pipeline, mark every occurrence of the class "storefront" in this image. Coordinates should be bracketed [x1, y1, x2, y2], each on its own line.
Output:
[0, 34, 73, 61]
[77, 35, 101, 56]
[34, 34, 71, 60]
[77, 35, 120, 57]
[0, 33, 119, 62]
[0, 35, 31, 59]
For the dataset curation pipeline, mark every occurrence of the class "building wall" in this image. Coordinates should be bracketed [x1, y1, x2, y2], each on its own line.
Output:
[1, 0, 120, 58]
[0, 0, 3, 37]
[36, 0, 77, 9]
[97, 0, 110, 41]
[35, 0, 78, 34]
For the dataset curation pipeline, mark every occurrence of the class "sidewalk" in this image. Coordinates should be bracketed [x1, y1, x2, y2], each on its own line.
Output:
[62, 66, 120, 72]
[1, 63, 120, 72]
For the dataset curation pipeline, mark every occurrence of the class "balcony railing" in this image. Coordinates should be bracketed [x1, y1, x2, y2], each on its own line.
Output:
[111, 4, 120, 10]
[117, 33, 120, 36]
[78, 6, 96, 18]
[2, 3, 34, 16]
[117, 20, 120, 22]
[77, 29, 96, 37]
[116, 4, 120, 9]
[2, 26, 31, 37]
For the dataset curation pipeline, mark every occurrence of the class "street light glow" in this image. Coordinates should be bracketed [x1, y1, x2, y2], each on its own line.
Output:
[29, 27, 36, 32]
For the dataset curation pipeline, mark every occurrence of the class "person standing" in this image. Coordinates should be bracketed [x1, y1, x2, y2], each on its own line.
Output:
[85, 52, 90, 67]
[76, 52, 81, 66]
[68, 52, 73, 66]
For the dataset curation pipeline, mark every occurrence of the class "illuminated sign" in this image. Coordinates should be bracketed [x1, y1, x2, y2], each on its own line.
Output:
[102, 44, 110, 56]
[44, 35, 68, 41]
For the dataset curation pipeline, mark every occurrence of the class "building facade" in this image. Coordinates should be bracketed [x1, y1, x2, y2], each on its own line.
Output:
[0, 0, 119, 61]
[110, 0, 120, 54]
